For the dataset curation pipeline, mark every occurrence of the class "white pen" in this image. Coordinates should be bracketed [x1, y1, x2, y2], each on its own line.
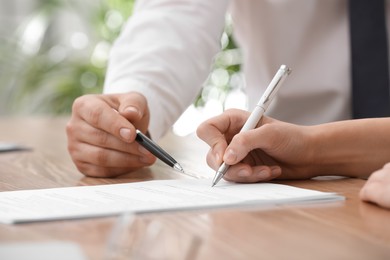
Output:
[211, 65, 292, 187]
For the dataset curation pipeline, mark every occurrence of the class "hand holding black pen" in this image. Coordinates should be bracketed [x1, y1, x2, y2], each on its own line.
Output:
[135, 130, 185, 173]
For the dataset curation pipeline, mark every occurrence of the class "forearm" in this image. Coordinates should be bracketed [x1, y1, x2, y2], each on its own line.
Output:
[308, 118, 390, 178]
[104, 0, 229, 140]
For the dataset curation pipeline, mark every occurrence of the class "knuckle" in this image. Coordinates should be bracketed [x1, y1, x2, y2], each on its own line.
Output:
[196, 123, 206, 138]
[88, 106, 104, 127]
[260, 123, 276, 133]
[65, 120, 76, 136]
[72, 95, 89, 112]
[67, 142, 76, 155]
[73, 95, 104, 127]
[93, 129, 109, 147]
[67, 140, 80, 158]
[94, 148, 109, 166]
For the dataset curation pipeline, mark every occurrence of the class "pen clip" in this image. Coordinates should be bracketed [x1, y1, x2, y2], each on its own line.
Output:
[259, 65, 291, 110]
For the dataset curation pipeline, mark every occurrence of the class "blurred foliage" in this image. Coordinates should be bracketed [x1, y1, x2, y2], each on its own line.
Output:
[194, 15, 243, 108]
[0, 0, 241, 115]
[0, 0, 134, 115]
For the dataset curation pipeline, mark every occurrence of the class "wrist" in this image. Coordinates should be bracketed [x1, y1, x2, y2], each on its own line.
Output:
[306, 125, 335, 177]
[299, 125, 326, 178]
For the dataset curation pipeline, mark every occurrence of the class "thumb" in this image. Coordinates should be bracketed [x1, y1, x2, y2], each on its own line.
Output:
[118, 92, 149, 123]
[223, 123, 278, 165]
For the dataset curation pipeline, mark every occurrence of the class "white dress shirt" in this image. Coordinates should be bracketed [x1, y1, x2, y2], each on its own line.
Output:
[104, 0, 389, 140]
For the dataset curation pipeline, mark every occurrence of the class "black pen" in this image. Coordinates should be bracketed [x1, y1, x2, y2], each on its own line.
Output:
[135, 130, 184, 173]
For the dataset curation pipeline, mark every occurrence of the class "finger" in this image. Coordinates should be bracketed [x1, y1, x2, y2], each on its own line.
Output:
[366, 168, 387, 182]
[360, 169, 382, 201]
[361, 166, 390, 206]
[73, 95, 137, 143]
[68, 119, 147, 155]
[361, 182, 390, 208]
[75, 161, 142, 178]
[118, 92, 149, 123]
[197, 109, 250, 164]
[206, 149, 223, 170]
[71, 142, 156, 169]
[223, 122, 281, 165]
[223, 129, 259, 165]
[223, 164, 282, 183]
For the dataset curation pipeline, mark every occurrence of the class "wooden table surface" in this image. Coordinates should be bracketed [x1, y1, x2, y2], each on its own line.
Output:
[0, 117, 389, 260]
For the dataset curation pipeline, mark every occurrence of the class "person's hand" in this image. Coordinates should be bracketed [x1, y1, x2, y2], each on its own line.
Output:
[196, 109, 316, 183]
[66, 92, 156, 177]
[360, 163, 390, 209]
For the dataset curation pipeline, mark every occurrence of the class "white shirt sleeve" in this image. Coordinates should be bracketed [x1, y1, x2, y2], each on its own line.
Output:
[104, 0, 230, 140]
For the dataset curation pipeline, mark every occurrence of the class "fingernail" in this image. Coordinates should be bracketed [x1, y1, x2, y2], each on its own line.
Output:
[238, 169, 250, 177]
[270, 167, 281, 177]
[256, 170, 269, 179]
[125, 106, 140, 116]
[120, 128, 131, 141]
[224, 149, 237, 163]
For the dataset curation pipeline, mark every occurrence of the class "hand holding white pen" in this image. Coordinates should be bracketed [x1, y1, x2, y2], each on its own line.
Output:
[211, 65, 291, 187]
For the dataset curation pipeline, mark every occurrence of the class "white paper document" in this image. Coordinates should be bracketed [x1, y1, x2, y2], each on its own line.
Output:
[0, 179, 344, 224]
[0, 242, 86, 260]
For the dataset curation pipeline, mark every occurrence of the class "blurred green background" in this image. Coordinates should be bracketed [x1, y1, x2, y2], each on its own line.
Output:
[0, 0, 243, 117]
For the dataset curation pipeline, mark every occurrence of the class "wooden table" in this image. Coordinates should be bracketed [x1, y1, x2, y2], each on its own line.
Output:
[0, 117, 389, 260]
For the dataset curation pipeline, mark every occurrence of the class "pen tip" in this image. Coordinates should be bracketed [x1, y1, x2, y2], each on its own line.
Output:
[174, 163, 185, 173]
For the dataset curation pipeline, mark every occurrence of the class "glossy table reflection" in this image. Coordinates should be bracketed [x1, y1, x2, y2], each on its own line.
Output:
[0, 117, 389, 260]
